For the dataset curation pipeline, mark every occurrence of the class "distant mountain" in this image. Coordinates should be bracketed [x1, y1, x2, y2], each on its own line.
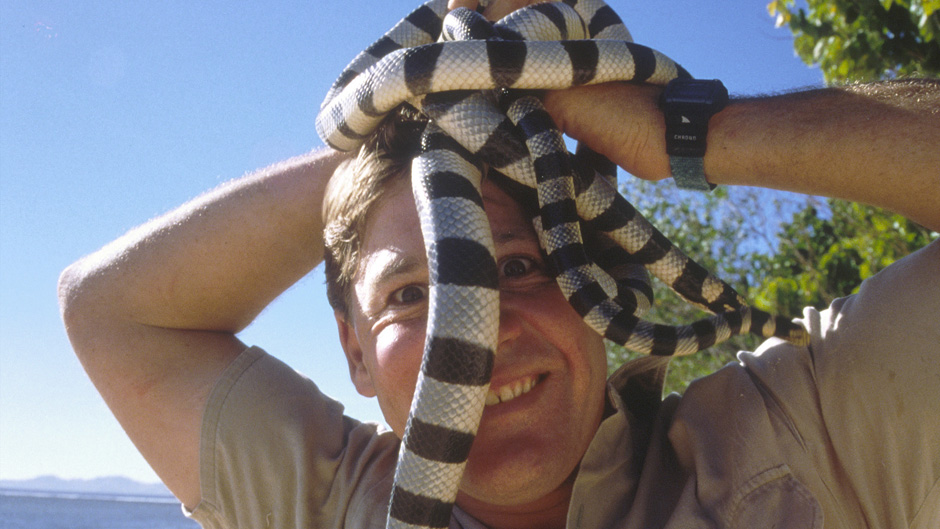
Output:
[0, 475, 174, 498]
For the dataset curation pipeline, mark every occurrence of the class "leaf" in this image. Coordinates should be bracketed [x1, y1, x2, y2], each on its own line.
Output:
[772, 0, 940, 81]
[925, 0, 940, 16]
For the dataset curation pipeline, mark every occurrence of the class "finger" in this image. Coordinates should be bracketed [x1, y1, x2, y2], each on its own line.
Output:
[447, 0, 479, 11]
[482, 0, 546, 21]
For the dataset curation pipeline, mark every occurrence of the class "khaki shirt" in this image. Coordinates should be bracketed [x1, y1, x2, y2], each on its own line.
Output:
[187, 241, 940, 529]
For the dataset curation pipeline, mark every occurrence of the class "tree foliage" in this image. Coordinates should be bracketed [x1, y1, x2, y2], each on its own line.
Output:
[606, 180, 937, 394]
[603, 0, 938, 394]
[768, 0, 940, 82]
[750, 200, 936, 316]
[605, 181, 804, 393]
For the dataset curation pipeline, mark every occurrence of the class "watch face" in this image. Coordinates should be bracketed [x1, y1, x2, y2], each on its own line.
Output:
[661, 79, 728, 157]
[664, 79, 728, 106]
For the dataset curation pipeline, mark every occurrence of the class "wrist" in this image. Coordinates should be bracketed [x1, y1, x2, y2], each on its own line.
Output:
[701, 97, 793, 189]
[660, 78, 728, 191]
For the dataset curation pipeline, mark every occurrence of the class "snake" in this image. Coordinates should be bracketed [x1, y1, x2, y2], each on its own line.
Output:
[315, 1, 810, 527]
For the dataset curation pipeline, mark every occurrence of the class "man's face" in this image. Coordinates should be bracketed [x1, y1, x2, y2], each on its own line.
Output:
[336, 176, 608, 507]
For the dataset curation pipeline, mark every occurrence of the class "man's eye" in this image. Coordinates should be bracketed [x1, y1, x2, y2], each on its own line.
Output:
[499, 257, 535, 279]
[391, 285, 427, 305]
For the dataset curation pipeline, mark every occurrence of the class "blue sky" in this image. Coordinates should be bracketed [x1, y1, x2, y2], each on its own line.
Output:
[0, 0, 822, 484]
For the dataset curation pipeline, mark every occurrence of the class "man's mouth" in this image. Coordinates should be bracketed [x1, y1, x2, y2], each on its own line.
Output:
[484, 374, 542, 406]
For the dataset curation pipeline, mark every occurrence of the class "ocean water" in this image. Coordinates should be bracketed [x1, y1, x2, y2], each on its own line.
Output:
[0, 492, 199, 529]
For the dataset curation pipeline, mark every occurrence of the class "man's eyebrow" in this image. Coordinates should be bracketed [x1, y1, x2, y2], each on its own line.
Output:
[367, 253, 425, 287]
[492, 227, 535, 245]
[492, 230, 517, 244]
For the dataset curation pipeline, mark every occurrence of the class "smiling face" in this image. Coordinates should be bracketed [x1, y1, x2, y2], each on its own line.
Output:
[335, 176, 608, 510]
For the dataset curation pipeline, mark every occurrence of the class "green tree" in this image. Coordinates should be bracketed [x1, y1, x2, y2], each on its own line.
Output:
[603, 0, 939, 395]
[767, 0, 940, 82]
[605, 181, 809, 393]
[751, 199, 936, 316]
[606, 182, 937, 395]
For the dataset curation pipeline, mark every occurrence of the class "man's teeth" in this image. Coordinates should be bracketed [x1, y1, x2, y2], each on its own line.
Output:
[485, 376, 538, 406]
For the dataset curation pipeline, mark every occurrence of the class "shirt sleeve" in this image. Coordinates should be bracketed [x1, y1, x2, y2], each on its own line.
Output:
[186, 346, 400, 529]
[740, 238, 940, 528]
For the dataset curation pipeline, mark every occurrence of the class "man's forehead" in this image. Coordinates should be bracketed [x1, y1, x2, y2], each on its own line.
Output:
[481, 181, 537, 243]
[357, 177, 537, 282]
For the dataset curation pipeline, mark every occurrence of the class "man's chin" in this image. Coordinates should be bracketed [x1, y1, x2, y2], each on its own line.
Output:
[457, 451, 577, 508]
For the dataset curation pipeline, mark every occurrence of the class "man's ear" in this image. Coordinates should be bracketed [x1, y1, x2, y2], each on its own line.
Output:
[334, 310, 377, 398]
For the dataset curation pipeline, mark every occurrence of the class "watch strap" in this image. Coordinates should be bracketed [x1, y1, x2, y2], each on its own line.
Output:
[669, 156, 715, 191]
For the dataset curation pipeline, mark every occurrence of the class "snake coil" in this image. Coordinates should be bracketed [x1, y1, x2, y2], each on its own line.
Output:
[316, 1, 810, 527]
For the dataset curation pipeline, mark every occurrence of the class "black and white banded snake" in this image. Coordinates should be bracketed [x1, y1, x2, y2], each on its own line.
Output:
[316, 1, 810, 527]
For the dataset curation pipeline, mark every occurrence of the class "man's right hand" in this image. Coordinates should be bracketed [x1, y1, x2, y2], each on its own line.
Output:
[543, 83, 672, 182]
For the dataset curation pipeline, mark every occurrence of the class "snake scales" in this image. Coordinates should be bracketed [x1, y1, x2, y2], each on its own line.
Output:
[316, 1, 810, 527]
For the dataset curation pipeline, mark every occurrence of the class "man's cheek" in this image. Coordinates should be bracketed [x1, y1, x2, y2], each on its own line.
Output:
[374, 328, 424, 392]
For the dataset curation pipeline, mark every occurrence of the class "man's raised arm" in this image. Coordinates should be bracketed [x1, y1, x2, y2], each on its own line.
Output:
[544, 79, 940, 230]
[57, 148, 348, 508]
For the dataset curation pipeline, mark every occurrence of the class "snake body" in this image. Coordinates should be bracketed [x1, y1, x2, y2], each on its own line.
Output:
[316, 2, 810, 527]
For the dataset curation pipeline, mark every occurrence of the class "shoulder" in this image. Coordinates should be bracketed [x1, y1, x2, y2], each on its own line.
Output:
[191, 346, 400, 529]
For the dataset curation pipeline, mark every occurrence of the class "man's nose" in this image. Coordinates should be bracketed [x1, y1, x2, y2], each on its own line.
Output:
[495, 294, 525, 351]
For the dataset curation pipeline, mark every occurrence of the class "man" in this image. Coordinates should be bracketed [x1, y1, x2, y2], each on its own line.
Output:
[58, 2, 939, 527]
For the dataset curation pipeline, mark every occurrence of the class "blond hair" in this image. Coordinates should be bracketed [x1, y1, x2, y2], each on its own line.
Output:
[322, 111, 426, 316]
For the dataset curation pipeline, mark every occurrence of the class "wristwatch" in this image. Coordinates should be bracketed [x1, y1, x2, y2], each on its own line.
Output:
[659, 78, 728, 191]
